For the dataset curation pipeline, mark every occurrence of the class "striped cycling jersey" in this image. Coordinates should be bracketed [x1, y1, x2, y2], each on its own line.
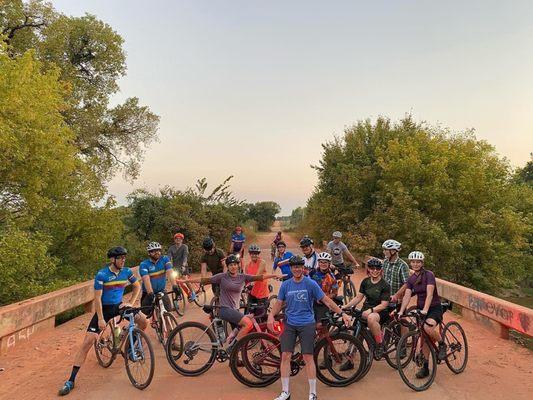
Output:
[139, 255, 172, 293]
[94, 266, 137, 305]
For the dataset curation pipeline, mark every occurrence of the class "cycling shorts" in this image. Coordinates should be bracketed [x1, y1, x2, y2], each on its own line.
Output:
[280, 322, 315, 354]
[87, 304, 121, 334]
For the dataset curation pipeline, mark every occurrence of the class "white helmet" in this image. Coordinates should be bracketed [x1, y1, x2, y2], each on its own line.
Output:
[332, 231, 342, 238]
[408, 251, 425, 261]
[317, 252, 332, 262]
[146, 241, 162, 252]
[382, 239, 401, 250]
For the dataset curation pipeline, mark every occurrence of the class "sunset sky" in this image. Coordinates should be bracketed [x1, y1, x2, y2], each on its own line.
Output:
[51, 1, 533, 214]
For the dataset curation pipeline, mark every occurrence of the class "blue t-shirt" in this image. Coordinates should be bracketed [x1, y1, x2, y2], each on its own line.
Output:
[278, 276, 325, 326]
[139, 255, 173, 293]
[273, 251, 294, 280]
[94, 266, 137, 305]
[231, 232, 246, 252]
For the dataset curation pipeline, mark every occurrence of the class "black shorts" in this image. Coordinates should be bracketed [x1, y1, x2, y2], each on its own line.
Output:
[362, 306, 390, 324]
[87, 304, 121, 334]
[141, 291, 172, 318]
[280, 322, 316, 354]
[425, 304, 443, 325]
[314, 303, 329, 324]
[219, 306, 245, 326]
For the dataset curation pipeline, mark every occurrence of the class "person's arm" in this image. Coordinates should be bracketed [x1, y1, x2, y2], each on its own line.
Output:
[129, 280, 141, 305]
[321, 295, 351, 326]
[343, 249, 360, 267]
[372, 299, 389, 314]
[201, 261, 207, 277]
[391, 283, 407, 302]
[183, 245, 189, 267]
[94, 289, 105, 329]
[422, 285, 435, 314]
[394, 263, 410, 298]
[343, 292, 364, 309]
[399, 288, 413, 315]
[166, 268, 177, 286]
[142, 275, 154, 294]
[248, 273, 279, 282]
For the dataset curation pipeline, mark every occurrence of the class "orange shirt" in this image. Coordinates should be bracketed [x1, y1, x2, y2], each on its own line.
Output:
[246, 258, 269, 299]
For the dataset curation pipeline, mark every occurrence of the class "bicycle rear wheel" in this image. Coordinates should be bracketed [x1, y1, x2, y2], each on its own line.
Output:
[165, 321, 217, 376]
[354, 327, 374, 381]
[193, 285, 207, 307]
[124, 328, 155, 390]
[94, 321, 117, 368]
[230, 332, 281, 387]
[314, 332, 366, 387]
[343, 280, 356, 304]
[396, 331, 437, 392]
[384, 320, 412, 370]
[442, 321, 468, 373]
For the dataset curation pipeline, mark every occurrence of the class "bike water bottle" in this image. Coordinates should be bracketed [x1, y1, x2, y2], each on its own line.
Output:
[113, 325, 121, 343]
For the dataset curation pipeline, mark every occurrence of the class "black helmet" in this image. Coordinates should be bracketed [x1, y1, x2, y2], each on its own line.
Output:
[277, 240, 287, 247]
[367, 258, 383, 269]
[107, 246, 127, 258]
[202, 237, 214, 250]
[299, 237, 313, 247]
[226, 254, 240, 265]
[289, 255, 305, 266]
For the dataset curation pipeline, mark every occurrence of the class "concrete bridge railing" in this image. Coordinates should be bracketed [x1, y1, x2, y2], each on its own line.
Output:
[0, 266, 531, 354]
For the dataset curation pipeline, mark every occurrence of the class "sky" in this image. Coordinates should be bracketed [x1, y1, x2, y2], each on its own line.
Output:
[51, 0, 533, 214]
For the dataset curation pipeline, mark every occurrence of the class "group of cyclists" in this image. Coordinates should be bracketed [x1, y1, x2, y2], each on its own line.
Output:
[58, 228, 449, 400]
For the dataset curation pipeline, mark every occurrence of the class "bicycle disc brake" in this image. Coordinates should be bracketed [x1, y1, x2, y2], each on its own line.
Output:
[215, 349, 229, 362]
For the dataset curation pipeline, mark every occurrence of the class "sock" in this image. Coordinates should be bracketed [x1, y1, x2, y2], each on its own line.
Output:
[308, 379, 317, 395]
[374, 334, 382, 344]
[281, 377, 290, 393]
[69, 365, 80, 383]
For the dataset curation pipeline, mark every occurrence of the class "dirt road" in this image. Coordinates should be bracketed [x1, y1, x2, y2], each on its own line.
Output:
[0, 227, 531, 399]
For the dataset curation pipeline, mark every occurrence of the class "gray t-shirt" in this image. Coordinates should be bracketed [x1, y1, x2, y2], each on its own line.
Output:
[210, 273, 254, 309]
[327, 240, 348, 265]
[168, 244, 189, 268]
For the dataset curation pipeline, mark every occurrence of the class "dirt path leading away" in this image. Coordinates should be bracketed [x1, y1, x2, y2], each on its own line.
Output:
[0, 227, 531, 400]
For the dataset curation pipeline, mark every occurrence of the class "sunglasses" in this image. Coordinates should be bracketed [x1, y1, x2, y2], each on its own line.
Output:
[115, 255, 127, 260]
[249, 251, 260, 255]
[368, 266, 382, 271]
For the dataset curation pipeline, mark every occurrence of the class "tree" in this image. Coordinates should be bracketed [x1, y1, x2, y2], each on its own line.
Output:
[514, 153, 533, 186]
[247, 202, 281, 231]
[290, 207, 305, 227]
[304, 116, 532, 293]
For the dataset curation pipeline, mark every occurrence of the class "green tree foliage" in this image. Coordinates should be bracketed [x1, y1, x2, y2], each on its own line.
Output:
[1, 0, 159, 182]
[290, 207, 305, 227]
[124, 179, 249, 269]
[247, 201, 281, 231]
[304, 116, 532, 293]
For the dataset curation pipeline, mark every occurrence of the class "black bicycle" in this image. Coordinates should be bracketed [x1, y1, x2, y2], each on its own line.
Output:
[334, 263, 357, 304]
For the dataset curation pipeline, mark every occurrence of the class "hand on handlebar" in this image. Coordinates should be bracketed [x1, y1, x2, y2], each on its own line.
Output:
[341, 313, 352, 327]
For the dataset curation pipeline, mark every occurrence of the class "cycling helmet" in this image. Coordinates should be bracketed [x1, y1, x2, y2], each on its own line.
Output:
[276, 240, 287, 247]
[382, 239, 401, 250]
[107, 246, 127, 258]
[248, 244, 261, 253]
[367, 258, 383, 269]
[174, 233, 184, 239]
[408, 251, 425, 261]
[289, 255, 305, 266]
[299, 237, 314, 247]
[332, 231, 342, 238]
[317, 252, 332, 262]
[146, 242, 162, 252]
[226, 254, 240, 265]
[202, 237, 214, 250]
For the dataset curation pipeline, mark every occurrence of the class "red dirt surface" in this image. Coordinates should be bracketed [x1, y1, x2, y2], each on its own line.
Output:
[0, 225, 531, 399]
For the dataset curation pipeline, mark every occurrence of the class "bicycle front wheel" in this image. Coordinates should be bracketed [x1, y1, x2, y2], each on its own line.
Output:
[230, 332, 281, 387]
[172, 288, 186, 317]
[124, 328, 155, 390]
[193, 285, 207, 307]
[396, 331, 437, 392]
[165, 321, 217, 376]
[94, 322, 117, 368]
[314, 332, 366, 387]
[442, 321, 468, 373]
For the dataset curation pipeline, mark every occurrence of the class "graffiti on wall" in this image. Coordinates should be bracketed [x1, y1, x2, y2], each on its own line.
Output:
[468, 294, 531, 334]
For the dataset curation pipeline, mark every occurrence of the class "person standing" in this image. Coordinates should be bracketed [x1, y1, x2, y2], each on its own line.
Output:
[327, 231, 360, 269]
[167, 233, 195, 301]
[381, 239, 409, 301]
[244, 244, 270, 306]
[201, 237, 227, 296]
[273, 241, 293, 281]
[267, 255, 350, 400]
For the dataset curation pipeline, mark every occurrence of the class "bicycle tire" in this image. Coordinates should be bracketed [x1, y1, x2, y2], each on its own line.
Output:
[229, 332, 280, 387]
[165, 321, 217, 376]
[442, 321, 468, 374]
[383, 319, 410, 370]
[161, 312, 179, 346]
[396, 331, 437, 392]
[172, 288, 186, 317]
[94, 322, 117, 368]
[314, 332, 366, 387]
[354, 327, 374, 381]
[124, 328, 155, 390]
[193, 286, 207, 307]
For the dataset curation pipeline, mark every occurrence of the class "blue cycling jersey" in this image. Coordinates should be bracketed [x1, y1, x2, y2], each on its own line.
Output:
[231, 232, 246, 252]
[139, 255, 173, 293]
[94, 266, 137, 305]
[273, 251, 294, 279]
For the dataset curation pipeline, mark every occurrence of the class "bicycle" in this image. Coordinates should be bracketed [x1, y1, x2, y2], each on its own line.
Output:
[165, 303, 274, 376]
[148, 291, 179, 346]
[94, 306, 155, 390]
[334, 263, 357, 304]
[229, 311, 366, 388]
[396, 302, 468, 391]
[171, 280, 207, 316]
